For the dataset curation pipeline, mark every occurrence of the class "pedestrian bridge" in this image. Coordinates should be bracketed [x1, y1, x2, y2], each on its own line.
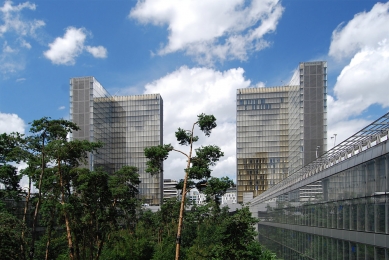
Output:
[249, 112, 389, 259]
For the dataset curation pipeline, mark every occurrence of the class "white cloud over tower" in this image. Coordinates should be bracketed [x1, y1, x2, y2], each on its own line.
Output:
[130, 0, 284, 64]
[44, 27, 107, 65]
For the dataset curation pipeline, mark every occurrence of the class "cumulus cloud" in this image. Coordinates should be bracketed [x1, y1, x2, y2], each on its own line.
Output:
[85, 45, 107, 58]
[58, 106, 65, 110]
[329, 42, 389, 124]
[142, 66, 255, 181]
[0, 112, 25, 134]
[130, 0, 283, 64]
[44, 27, 107, 65]
[327, 2, 389, 146]
[329, 2, 389, 60]
[44, 27, 86, 65]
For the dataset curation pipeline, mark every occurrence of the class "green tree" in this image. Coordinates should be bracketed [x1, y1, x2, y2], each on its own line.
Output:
[46, 138, 102, 260]
[0, 132, 29, 259]
[0, 211, 26, 260]
[184, 206, 276, 260]
[68, 165, 140, 260]
[144, 113, 224, 260]
[0, 132, 27, 201]
[108, 165, 141, 229]
[196, 176, 234, 208]
[27, 118, 83, 259]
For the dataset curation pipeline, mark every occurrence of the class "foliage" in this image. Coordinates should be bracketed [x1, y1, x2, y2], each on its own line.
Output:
[144, 113, 225, 259]
[144, 144, 173, 175]
[197, 176, 234, 206]
[100, 201, 275, 260]
[188, 145, 224, 179]
[0, 132, 27, 201]
[0, 211, 26, 260]
[0, 116, 276, 259]
[197, 113, 217, 137]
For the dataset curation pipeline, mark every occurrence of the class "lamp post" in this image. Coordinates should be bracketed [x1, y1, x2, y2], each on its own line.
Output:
[316, 146, 320, 158]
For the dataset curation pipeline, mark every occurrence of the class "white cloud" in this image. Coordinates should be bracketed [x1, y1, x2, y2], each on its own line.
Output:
[44, 27, 108, 65]
[0, 1, 44, 74]
[130, 0, 283, 64]
[20, 39, 31, 49]
[85, 45, 107, 58]
[328, 41, 389, 125]
[0, 1, 44, 37]
[141, 66, 255, 182]
[0, 112, 25, 134]
[58, 106, 65, 110]
[329, 2, 389, 60]
[0, 48, 25, 74]
[2, 41, 15, 53]
[44, 27, 86, 65]
[327, 2, 389, 149]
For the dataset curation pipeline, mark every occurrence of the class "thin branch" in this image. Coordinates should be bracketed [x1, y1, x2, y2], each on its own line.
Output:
[172, 148, 189, 159]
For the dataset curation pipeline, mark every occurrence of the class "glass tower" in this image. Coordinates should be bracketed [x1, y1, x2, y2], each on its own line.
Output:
[70, 77, 163, 205]
[236, 61, 327, 203]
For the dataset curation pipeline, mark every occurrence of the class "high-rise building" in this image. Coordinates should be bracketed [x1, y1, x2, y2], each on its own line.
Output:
[236, 61, 327, 203]
[70, 76, 163, 205]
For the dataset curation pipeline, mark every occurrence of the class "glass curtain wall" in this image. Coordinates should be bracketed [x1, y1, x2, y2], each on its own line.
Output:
[113, 95, 163, 205]
[236, 62, 327, 204]
[70, 77, 113, 171]
[70, 77, 163, 205]
[257, 154, 389, 259]
[236, 87, 291, 203]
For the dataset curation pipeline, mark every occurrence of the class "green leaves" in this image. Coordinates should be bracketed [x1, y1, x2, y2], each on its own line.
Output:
[0, 165, 21, 200]
[46, 139, 102, 170]
[0, 132, 27, 164]
[144, 113, 227, 259]
[109, 166, 140, 195]
[188, 145, 224, 179]
[197, 113, 217, 137]
[0, 212, 26, 260]
[29, 117, 79, 142]
[175, 128, 199, 146]
[200, 177, 234, 203]
[144, 144, 173, 175]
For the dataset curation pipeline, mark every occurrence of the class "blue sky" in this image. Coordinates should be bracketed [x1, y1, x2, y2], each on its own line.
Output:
[1, 0, 389, 182]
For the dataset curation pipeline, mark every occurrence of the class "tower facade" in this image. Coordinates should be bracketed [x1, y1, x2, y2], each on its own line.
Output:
[236, 61, 327, 203]
[70, 76, 163, 205]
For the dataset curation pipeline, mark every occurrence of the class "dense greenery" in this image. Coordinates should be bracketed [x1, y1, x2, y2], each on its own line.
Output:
[0, 117, 275, 259]
[144, 113, 228, 259]
[102, 200, 276, 260]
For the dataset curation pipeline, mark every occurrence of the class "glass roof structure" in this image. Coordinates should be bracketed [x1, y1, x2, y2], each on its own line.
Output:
[252, 112, 389, 203]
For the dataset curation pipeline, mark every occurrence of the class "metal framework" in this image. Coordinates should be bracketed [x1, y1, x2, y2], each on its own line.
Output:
[253, 112, 389, 203]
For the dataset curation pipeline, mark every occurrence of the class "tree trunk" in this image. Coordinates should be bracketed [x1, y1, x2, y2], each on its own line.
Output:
[30, 136, 45, 260]
[20, 175, 31, 260]
[44, 222, 52, 260]
[175, 122, 196, 260]
[58, 158, 75, 260]
[95, 237, 104, 260]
